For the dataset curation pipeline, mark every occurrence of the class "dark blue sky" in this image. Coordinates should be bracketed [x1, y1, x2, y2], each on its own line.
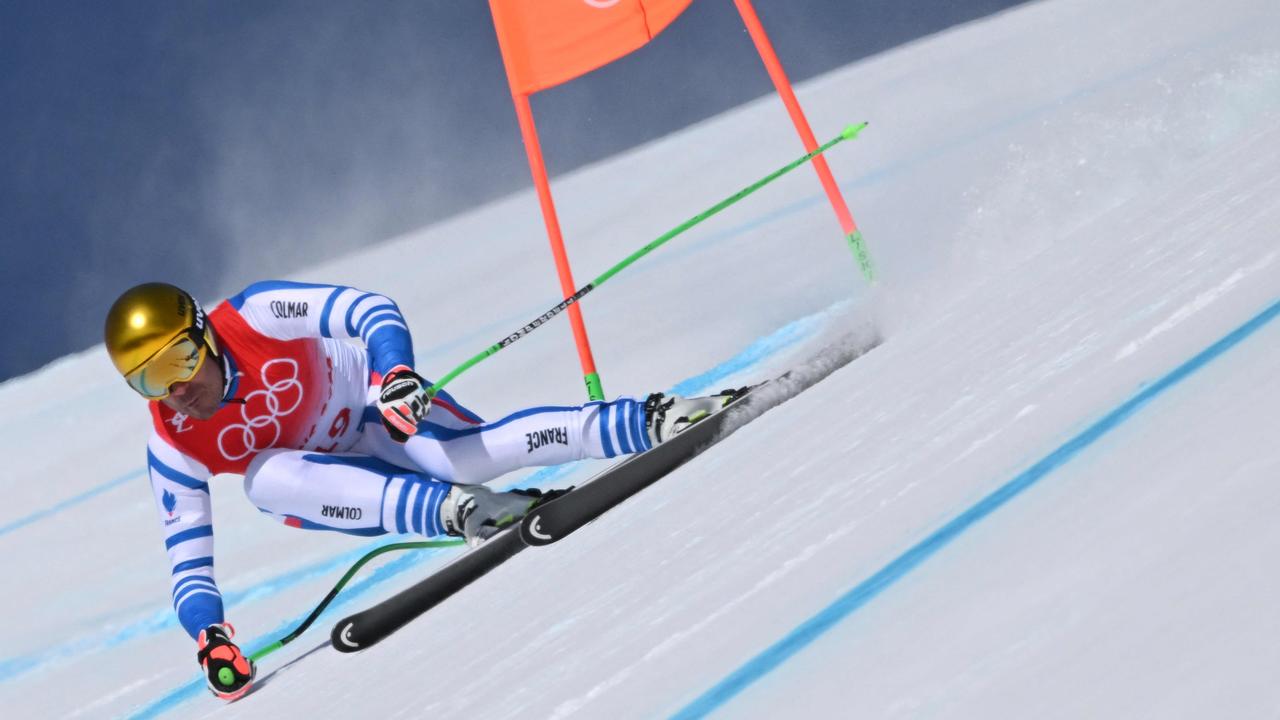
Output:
[0, 0, 1027, 382]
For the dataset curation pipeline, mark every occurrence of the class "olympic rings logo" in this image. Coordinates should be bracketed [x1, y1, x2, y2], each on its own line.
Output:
[217, 358, 304, 461]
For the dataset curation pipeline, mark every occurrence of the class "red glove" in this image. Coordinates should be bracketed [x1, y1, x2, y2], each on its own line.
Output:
[378, 365, 432, 442]
[197, 623, 255, 701]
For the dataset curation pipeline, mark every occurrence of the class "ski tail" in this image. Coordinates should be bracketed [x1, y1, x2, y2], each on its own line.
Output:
[330, 530, 525, 652]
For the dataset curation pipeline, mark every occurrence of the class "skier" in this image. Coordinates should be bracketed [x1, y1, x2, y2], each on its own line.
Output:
[104, 280, 734, 701]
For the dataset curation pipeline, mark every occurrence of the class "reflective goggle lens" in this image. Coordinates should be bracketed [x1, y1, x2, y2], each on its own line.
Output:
[124, 334, 208, 400]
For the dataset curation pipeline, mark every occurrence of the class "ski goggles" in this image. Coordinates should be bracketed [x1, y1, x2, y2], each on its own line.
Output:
[123, 329, 210, 400]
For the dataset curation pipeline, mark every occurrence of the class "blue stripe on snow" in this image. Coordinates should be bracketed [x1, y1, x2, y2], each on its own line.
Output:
[0, 539, 460, 689]
[669, 311, 824, 399]
[126, 547, 445, 719]
[671, 297, 1280, 720]
[0, 468, 141, 537]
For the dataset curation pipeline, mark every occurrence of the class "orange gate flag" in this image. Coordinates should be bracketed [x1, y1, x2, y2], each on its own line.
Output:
[490, 0, 695, 95]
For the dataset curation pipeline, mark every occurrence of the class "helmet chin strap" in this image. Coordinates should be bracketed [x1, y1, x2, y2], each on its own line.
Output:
[216, 347, 246, 405]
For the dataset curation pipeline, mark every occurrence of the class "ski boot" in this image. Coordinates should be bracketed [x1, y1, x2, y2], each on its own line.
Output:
[440, 484, 559, 546]
[644, 388, 746, 446]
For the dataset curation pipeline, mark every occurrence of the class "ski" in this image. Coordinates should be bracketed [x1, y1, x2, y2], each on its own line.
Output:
[323, 391, 754, 653]
[325, 392, 755, 653]
[330, 528, 526, 652]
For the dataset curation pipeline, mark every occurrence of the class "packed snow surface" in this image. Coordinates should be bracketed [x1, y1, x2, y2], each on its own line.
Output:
[2, 0, 1279, 716]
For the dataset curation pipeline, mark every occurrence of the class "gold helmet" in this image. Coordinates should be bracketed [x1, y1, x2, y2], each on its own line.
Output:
[104, 282, 220, 399]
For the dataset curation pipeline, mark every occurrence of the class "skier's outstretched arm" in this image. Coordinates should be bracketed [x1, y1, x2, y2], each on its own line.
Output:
[147, 433, 254, 699]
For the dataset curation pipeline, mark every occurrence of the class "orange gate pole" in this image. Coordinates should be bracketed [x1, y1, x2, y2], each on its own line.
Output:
[732, 0, 875, 282]
[509, 91, 605, 399]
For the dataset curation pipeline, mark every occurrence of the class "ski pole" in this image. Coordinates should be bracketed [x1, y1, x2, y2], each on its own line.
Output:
[428, 122, 869, 396]
[248, 538, 464, 663]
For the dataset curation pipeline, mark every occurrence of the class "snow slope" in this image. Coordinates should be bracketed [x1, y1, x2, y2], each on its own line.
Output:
[2, 0, 1279, 716]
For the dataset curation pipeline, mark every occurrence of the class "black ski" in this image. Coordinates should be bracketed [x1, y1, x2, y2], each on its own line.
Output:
[325, 391, 755, 653]
[330, 529, 525, 652]
[520, 383, 762, 546]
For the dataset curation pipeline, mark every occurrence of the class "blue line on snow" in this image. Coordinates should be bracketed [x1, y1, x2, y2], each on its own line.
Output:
[126, 549, 439, 720]
[671, 312, 824, 398]
[0, 539, 457, 684]
[0, 469, 142, 538]
[671, 297, 1280, 720]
